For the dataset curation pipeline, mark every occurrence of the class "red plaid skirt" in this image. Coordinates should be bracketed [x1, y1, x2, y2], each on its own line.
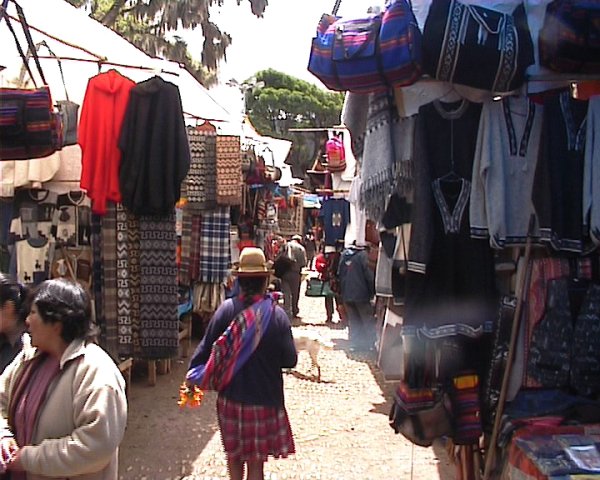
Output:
[217, 396, 295, 462]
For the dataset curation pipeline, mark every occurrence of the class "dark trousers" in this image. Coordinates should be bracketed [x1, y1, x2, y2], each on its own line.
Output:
[344, 301, 376, 350]
[282, 270, 301, 318]
[325, 295, 343, 322]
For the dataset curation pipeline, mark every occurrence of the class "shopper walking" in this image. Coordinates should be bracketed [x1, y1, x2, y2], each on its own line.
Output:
[304, 232, 317, 270]
[314, 250, 340, 324]
[187, 247, 297, 480]
[337, 244, 376, 350]
[0, 278, 128, 479]
[283, 234, 307, 322]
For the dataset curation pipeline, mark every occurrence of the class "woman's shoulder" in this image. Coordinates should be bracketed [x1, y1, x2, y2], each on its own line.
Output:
[212, 298, 238, 323]
[272, 304, 292, 327]
[74, 343, 126, 385]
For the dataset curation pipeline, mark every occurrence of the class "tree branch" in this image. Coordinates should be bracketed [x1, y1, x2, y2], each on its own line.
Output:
[100, 0, 128, 27]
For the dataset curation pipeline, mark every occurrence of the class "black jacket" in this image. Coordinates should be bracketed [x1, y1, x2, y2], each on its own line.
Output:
[119, 76, 191, 215]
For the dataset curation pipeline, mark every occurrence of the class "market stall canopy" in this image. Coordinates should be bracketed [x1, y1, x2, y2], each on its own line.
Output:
[0, 0, 231, 123]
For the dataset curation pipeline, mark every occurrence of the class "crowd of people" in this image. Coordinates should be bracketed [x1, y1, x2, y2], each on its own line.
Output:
[270, 233, 377, 350]
[0, 231, 377, 480]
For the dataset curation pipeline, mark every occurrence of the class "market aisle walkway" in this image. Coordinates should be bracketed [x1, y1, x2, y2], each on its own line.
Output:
[119, 284, 456, 480]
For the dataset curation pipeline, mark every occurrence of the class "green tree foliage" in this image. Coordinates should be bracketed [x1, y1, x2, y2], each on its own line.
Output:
[245, 69, 344, 175]
[65, 0, 268, 86]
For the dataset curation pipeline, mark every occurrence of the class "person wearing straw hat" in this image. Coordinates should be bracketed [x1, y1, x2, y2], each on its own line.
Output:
[187, 247, 297, 480]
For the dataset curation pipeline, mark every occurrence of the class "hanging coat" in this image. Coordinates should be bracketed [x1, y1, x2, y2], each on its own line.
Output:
[118, 76, 191, 216]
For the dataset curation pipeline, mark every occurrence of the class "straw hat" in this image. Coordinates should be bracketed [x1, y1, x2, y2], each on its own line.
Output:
[292, 234, 302, 241]
[232, 247, 273, 277]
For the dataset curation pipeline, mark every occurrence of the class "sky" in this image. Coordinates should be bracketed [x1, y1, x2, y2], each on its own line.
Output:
[179, 0, 387, 116]
[208, 0, 385, 85]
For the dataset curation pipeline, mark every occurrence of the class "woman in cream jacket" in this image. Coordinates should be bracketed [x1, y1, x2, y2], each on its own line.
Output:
[0, 279, 127, 480]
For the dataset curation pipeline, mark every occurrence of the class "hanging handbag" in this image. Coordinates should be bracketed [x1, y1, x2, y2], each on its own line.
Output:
[241, 146, 255, 173]
[34, 41, 80, 146]
[388, 381, 453, 447]
[308, 0, 423, 93]
[0, 1, 62, 161]
[538, 0, 600, 74]
[422, 0, 534, 93]
[262, 147, 282, 183]
[305, 277, 334, 297]
[245, 153, 266, 185]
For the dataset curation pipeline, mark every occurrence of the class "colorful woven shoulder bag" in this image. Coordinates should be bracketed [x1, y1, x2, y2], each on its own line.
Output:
[308, 0, 423, 93]
[0, 0, 62, 161]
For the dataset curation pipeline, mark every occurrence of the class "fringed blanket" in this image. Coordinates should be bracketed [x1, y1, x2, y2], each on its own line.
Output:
[343, 91, 416, 223]
[199, 206, 231, 284]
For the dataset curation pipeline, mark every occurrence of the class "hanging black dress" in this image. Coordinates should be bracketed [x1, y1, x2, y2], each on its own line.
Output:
[405, 99, 497, 335]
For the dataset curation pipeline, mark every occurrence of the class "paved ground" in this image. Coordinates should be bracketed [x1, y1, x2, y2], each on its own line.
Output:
[118, 282, 457, 480]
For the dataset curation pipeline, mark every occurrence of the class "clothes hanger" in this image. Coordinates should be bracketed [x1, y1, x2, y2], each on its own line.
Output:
[438, 168, 462, 183]
[438, 84, 463, 104]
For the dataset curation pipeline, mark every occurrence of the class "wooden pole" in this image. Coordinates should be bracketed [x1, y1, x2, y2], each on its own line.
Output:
[482, 215, 536, 480]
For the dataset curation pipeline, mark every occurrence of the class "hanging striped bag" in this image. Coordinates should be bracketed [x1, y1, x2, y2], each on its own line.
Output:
[308, 0, 422, 93]
[0, 0, 62, 161]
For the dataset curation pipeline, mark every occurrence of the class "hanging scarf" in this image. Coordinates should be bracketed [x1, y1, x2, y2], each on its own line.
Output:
[344, 90, 415, 223]
[186, 294, 275, 391]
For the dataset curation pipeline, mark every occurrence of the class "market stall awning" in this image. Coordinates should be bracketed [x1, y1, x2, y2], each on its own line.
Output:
[0, 0, 231, 122]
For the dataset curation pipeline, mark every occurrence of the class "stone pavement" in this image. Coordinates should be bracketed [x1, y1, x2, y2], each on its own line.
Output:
[119, 283, 456, 480]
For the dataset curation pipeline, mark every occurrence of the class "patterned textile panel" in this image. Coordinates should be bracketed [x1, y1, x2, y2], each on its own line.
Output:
[138, 213, 179, 359]
[179, 208, 193, 286]
[127, 212, 141, 358]
[91, 213, 104, 345]
[116, 203, 133, 358]
[185, 127, 217, 210]
[101, 203, 119, 361]
[189, 213, 202, 282]
[215, 135, 243, 206]
[199, 206, 231, 284]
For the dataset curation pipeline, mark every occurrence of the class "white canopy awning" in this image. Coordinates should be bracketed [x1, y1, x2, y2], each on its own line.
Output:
[240, 117, 302, 187]
[0, 0, 231, 122]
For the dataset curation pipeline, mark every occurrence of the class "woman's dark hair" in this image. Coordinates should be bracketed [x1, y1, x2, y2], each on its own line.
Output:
[0, 273, 30, 324]
[33, 279, 91, 343]
[238, 276, 268, 306]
